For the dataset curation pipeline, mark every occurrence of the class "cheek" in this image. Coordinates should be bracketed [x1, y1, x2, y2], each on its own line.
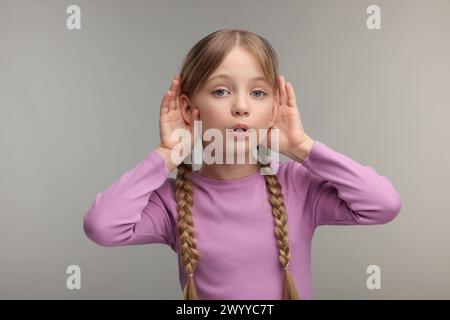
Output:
[197, 108, 225, 133]
[197, 101, 227, 123]
[258, 101, 276, 125]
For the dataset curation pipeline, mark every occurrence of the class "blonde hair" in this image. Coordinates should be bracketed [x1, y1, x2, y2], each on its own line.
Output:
[176, 29, 299, 300]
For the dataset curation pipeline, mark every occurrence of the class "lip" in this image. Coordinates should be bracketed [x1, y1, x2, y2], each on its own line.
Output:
[227, 123, 250, 140]
[230, 123, 250, 130]
[230, 130, 249, 139]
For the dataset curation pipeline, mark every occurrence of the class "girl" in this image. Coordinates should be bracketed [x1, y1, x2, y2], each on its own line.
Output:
[83, 29, 402, 300]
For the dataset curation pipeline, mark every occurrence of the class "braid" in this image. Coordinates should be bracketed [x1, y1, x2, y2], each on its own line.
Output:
[175, 161, 199, 299]
[258, 149, 299, 299]
[174, 151, 299, 300]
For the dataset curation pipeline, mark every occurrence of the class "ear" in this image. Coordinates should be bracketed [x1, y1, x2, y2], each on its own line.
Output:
[179, 94, 197, 125]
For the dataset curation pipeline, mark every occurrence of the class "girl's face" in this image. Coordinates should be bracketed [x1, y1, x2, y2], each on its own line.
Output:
[181, 46, 278, 159]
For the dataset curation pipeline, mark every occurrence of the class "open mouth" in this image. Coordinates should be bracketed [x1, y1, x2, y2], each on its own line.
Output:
[227, 123, 250, 139]
[230, 127, 250, 139]
[230, 122, 250, 131]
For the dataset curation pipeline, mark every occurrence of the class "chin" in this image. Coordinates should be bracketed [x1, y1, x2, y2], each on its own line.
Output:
[224, 141, 258, 162]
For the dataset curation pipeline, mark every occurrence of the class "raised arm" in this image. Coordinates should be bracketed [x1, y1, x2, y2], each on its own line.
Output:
[83, 149, 176, 249]
[289, 140, 402, 228]
[84, 73, 200, 249]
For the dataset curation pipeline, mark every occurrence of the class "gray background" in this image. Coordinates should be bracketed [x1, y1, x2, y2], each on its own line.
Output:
[1, 0, 449, 299]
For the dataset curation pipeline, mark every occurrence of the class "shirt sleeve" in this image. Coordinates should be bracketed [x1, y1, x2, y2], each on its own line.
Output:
[83, 149, 176, 250]
[290, 140, 402, 228]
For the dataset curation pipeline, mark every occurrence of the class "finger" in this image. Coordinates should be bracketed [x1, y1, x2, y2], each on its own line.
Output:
[175, 74, 181, 108]
[280, 75, 287, 106]
[169, 76, 178, 91]
[285, 82, 297, 108]
[169, 79, 178, 111]
[160, 90, 172, 115]
[175, 77, 181, 110]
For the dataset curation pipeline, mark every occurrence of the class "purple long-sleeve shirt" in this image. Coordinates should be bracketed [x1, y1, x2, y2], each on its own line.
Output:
[83, 140, 402, 299]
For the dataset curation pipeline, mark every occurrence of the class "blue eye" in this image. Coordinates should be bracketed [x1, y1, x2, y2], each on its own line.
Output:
[212, 89, 229, 97]
[251, 90, 266, 98]
[213, 89, 266, 98]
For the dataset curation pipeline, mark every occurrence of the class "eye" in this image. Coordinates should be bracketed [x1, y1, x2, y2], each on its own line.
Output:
[251, 90, 266, 98]
[212, 89, 230, 97]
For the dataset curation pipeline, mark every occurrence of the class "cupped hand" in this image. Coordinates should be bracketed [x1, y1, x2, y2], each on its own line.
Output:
[266, 75, 310, 155]
[158, 74, 200, 165]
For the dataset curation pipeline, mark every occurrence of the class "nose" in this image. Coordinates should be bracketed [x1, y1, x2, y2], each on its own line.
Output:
[231, 95, 250, 117]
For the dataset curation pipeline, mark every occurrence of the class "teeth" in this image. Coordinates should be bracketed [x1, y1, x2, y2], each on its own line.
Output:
[234, 128, 246, 132]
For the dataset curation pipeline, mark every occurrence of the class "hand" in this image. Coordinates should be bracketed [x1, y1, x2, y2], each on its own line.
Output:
[266, 75, 312, 157]
[157, 74, 200, 169]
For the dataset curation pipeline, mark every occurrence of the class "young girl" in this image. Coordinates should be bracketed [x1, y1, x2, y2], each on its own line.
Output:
[83, 29, 402, 300]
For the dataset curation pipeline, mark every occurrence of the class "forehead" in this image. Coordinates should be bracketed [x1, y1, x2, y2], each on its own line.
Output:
[207, 74, 267, 83]
[207, 47, 267, 83]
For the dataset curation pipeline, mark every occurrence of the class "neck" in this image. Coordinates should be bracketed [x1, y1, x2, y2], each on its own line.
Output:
[197, 144, 264, 180]
[199, 162, 260, 180]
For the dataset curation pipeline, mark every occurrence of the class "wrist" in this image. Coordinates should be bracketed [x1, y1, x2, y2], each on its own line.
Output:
[155, 146, 178, 172]
[286, 135, 315, 164]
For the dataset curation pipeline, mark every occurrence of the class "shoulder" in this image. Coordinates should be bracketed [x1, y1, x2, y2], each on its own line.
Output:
[273, 158, 310, 183]
[270, 158, 314, 201]
[152, 175, 176, 200]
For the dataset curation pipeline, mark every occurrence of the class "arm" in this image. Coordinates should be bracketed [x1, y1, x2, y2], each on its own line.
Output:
[288, 139, 402, 228]
[83, 149, 176, 249]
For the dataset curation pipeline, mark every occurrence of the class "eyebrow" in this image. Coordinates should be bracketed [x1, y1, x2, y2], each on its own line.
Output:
[207, 74, 268, 83]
